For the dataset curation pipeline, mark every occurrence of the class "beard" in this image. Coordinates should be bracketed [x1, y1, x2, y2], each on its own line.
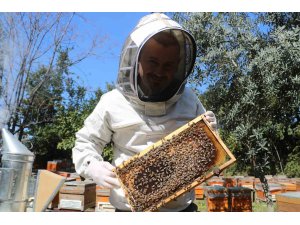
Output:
[139, 73, 171, 96]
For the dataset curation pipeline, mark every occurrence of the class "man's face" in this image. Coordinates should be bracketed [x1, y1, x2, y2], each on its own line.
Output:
[138, 38, 180, 96]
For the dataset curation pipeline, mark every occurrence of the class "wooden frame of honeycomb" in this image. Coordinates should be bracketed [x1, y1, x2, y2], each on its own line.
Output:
[114, 114, 236, 211]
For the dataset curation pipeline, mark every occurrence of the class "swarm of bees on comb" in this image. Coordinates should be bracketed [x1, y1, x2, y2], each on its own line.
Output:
[114, 115, 236, 212]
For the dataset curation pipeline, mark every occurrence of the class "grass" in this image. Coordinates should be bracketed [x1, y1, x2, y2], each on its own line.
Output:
[194, 199, 277, 212]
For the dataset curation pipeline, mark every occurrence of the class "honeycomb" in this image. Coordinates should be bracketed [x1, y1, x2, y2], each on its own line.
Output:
[114, 115, 235, 211]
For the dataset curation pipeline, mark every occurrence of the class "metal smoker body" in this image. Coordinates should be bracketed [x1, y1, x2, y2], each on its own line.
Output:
[0, 128, 35, 211]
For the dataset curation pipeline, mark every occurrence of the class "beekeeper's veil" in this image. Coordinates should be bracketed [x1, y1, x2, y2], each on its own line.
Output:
[116, 13, 196, 116]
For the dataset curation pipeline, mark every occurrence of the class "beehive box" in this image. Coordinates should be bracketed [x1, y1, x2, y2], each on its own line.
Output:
[238, 177, 256, 201]
[58, 181, 96, 211]
[277, 182, 297, 192]
[194, 185, 205, 200]
[207, 176, 225, 187]
[95, 202, 115, 212]
[271, 175, 288, 183]
[95, 186, 115, 212]
[47, 172, 72, 209]
[96, 186, 110, 203]
[276, 192, 300, 212]
[48, 192, 60, 209]
[205, 186, 228, 212]
[228, 187, 252, 212]
[223, 177, 237, 188]
[68, 173, 82, 182]
[297, 181, 300, 191]
[238, 177, 255, 189]
[255, 183, 286, 202]
[114, 115, 236, 212]
[55, 171, 71, 178]
[47, 161, 60, 172]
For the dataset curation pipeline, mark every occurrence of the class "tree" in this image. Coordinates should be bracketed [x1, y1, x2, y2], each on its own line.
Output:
[28, 79, 113, 168]
[0, 13, 109, 169]
[0, 13, 98, 140]
[0, 23, 3, 97]
[173, 12, 300, 207]
[0, 22, 8, 130]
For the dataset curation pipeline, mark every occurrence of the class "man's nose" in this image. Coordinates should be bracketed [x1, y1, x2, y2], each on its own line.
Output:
[154, 65, 165, 77]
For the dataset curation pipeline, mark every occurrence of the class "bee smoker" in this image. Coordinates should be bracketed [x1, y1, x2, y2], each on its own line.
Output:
[0, 128, 35, 211]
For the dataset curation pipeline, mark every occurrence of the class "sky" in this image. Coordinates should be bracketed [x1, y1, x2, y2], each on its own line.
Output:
[1, 0, 298, 94]
[71, 12, 149, 92]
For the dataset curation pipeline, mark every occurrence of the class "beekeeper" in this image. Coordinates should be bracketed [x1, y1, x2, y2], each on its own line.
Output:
[72, 13, 217, 212]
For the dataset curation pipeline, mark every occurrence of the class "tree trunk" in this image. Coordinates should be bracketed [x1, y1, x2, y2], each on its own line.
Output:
[257, 173, 274, 211]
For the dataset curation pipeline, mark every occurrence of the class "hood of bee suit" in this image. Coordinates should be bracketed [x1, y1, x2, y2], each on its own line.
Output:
[116, 13, 196, 116]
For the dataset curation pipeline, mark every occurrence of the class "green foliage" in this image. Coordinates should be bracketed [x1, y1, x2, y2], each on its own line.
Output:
[102, 143, 113, 163]
[284, 146, 300, 177]
[55, 87, 103, 151]
[284, 124, 300, 177]
[1, 13, 109, 167]
[25, 48, 106, 166]
[174, 13, 300, 178]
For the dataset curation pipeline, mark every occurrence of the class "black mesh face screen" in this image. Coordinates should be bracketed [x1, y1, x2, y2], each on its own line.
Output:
[136, 29, 196, 102]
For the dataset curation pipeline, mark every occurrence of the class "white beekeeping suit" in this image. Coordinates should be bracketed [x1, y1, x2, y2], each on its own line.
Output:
[72, 13, 210, 212]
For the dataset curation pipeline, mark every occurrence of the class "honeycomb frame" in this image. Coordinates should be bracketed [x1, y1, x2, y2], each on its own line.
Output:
[114, 114, 236, 211]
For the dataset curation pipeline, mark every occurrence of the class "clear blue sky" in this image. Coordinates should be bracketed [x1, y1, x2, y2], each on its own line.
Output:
[71, 12, 149, 92]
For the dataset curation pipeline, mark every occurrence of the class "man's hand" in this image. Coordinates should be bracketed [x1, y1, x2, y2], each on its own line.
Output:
[86, 159, 120, 189]
[204, 111, 217, 131]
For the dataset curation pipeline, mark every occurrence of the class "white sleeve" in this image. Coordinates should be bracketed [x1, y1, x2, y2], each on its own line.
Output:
[72, 95, 112, 178]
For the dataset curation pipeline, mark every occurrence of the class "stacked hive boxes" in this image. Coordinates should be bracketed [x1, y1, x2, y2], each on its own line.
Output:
[46, 162, 76, 210]
[194, 185, 205, 200]
[58, 180, 96, 211]
[198, 175, 300, 211]
[227, 187, 252, 212]
[204, 182, 252, 212]
[205, 186, 228, 212]
[238, 176, 255, 201]
[95, 185, 115, 212]
[275, 177, 300, 212]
